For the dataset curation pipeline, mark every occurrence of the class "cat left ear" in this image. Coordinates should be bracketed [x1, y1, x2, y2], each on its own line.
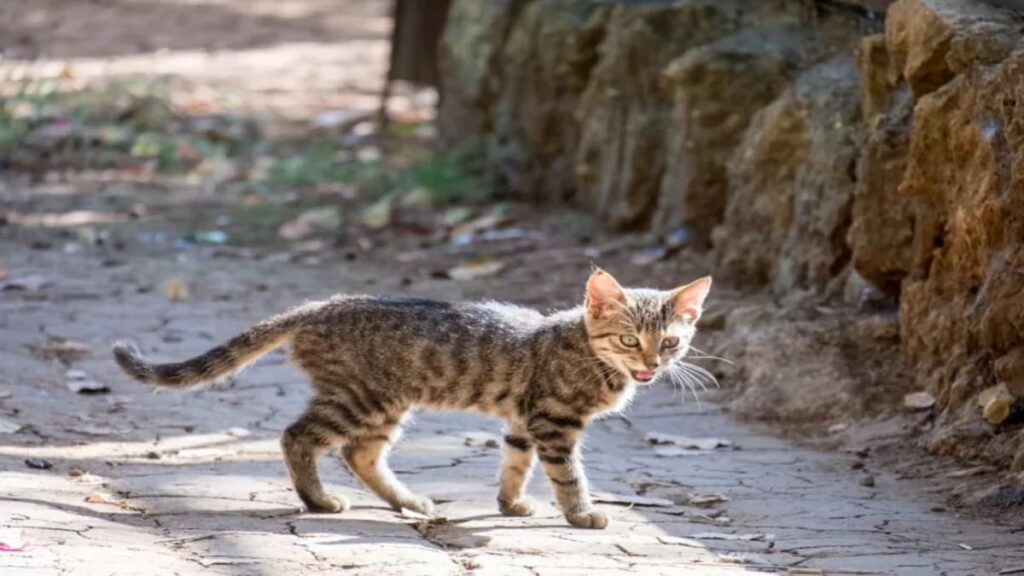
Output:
[671, 276, 712, 323]
[586, 268, 627, 319]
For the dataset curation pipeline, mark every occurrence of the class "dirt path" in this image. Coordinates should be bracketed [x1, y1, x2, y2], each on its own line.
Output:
[1, 191, 1021, 575]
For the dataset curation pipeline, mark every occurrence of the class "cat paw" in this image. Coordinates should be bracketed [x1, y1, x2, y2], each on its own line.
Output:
[303, 493, 350, 514]
[566, 510, 609, 529]
[397, 494, 435, 516]
[498, 496, 536, 517]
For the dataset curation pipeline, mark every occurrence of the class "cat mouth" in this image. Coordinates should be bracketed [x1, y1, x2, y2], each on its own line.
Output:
[630, 370, 656, 383]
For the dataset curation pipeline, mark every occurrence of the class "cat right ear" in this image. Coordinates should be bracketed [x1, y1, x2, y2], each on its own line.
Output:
[586, 269, 626, 319]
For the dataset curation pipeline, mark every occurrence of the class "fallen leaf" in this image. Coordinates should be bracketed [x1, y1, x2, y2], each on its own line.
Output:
[447, 260, 504, 281]
[0, 418, 22, 434]
[903, 391, 936, 410]
[66, 370, 110, 394]
[311, 109, 372, 131]
[449, 207, 510, 238]
[593, 491, 673, 508]
[692, 532, 769, 541]
[685, 493, 730, 507]
[689, 513, 732, 526]
[85, 491, 117, 505]
[646, 432, 731, 451]
[29, 337, 91, 364]
[359, 196, 392, 229]
[164, 278, 189, 302]
[631, 246, 669, 266]
[192, 230, 228, 245]
[197, 557, 260, 568]
[442, 206, 473, 227]
[278, 207, 343, 240]
[400, 187, 436, 210]
[0, 528, 26, 552]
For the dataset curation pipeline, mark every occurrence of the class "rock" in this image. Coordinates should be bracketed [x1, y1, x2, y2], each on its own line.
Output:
[849, 36, 917, 294]
[438, 0, 520, 145]
[896, 37, 1024, 427]
[994, 349, 1024, 398]
[66, 369, 110, 394]
[24, 458, 53, 470]
[575, 1, 742, 229]
[904, 391, 936, 410]
[884, 0, 1020, 96]
[979, 384, 1015, 425]
[859, 475, 876, 487]
[488, 0, 598, 201]
[1013, 446, 1024, 473]
[660, 23, 844, 246]
[713, 55, 862, 292]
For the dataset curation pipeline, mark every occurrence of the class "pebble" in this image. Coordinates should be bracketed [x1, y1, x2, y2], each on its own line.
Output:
[859, 475, 876, 488]
[25, 458, 53, 470]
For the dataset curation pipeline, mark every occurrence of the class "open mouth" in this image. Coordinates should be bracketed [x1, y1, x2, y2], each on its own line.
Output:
[630, 370, 656, 383]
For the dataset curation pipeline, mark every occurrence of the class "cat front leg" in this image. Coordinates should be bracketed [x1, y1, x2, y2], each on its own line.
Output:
[497, 423, 537, 516]
[527, 414, 608, 529]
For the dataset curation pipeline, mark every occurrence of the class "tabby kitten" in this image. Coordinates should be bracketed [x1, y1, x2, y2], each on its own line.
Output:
[113, 269, 711, 529]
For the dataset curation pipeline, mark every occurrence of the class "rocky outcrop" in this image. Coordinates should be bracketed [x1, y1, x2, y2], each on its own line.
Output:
[713, 55, 862, 293]
[574, 2, 744, 229]
[439, 0, 1024, 471]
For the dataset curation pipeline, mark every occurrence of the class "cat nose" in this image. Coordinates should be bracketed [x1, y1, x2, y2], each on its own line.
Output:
[644, 357, 661, 370]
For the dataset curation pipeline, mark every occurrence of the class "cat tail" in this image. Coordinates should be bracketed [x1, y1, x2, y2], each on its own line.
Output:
[113, 303, 316, 390]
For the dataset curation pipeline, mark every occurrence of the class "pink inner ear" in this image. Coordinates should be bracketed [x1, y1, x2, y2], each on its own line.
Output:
[673, 276, 712, 322]
[586, 270, 626, 318]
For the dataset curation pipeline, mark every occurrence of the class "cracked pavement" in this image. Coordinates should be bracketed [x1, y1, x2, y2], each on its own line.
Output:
[2, 230, 1022, 576]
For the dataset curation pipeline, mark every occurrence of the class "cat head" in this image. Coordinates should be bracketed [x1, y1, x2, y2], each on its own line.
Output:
[583, 268, 711, 385]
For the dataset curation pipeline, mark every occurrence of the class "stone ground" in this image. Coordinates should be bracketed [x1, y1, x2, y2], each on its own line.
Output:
[1, 192, 1022, 576]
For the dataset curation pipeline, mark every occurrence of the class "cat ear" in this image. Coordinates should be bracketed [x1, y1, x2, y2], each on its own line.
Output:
[586, 269, 626, 319]
[671, 276, 712, 323]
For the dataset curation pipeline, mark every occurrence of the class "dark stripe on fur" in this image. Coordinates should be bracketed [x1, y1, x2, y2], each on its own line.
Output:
[534, 413, 583, 429]
[504, 435, 532, 451]
[539, 453, 571, 465]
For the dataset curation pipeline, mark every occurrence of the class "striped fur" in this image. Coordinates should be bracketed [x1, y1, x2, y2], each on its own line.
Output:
[112, 271, 711, 529]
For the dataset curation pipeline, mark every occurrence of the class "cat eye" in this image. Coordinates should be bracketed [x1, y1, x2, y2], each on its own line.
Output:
[661, 336, 680, 349]
[619, 335, 640, 348]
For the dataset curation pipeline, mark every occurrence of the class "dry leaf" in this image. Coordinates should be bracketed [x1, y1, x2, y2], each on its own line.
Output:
[29, 337, 91, 364]
[359, 196, 392, 229]
[686, 493, 730, 507]
[164, 278, 189, 302]
[0, 418, 22, 434]
[903, 391, 936, 410]
[646, 432, 731, 451]
[692, 532, 768, 541]
[593, 491, 674, 508]
[447, 260, 504, 281]
[66, 369, 110, 394]
[0, 528, 26, 552]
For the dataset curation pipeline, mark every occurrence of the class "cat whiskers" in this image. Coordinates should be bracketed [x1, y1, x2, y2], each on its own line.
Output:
[687, 345, 735, 366]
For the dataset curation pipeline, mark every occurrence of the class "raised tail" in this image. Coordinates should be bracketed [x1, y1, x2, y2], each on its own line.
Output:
[113, 305, 312, 389]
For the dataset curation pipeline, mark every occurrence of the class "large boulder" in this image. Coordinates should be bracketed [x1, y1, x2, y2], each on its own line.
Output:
[574, 1, 744, 229]
[848, 34, 917, 295]
[437, 0, 523, 146]
[488, 0, 600, 201]
[656, 24, 838, 245]
[712, 56, 862, 293]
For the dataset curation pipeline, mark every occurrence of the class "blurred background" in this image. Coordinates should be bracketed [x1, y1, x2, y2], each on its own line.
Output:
[1, 0, 1023, 573]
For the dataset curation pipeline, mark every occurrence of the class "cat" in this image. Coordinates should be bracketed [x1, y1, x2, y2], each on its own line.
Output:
[113, 269, 711, 529]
